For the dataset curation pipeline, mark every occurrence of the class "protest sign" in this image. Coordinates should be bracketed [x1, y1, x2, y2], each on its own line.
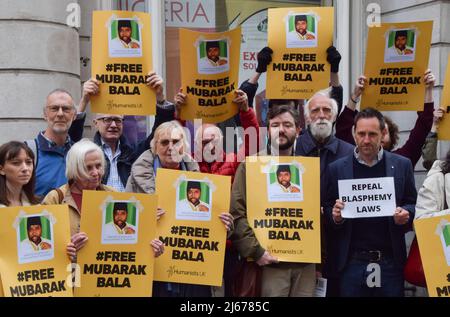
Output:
[154, 169, 230, 286]
[438, 54, 450, 140]
[266, 7, 334, 99]
[76, 191, 157, 297]
[338, 177, 396, 218]
[179, 27, 241, 123]
[91, 11, 155, 115]
[246, 156, 321, 263]
[361, 21, 433, 111]
[0, 205, 72, 297]
[415, 214, 450, 297]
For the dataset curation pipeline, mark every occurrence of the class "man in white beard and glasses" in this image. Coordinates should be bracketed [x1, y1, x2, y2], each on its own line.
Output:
[295, 88, 354, 297]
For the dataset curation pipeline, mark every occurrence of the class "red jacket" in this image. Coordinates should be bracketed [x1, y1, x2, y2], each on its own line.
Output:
[197, 108, 260, 184]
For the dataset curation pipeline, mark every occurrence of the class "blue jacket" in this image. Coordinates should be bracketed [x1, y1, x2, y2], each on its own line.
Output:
[323, 151, 417, 272]
[33, 133, 73, 197]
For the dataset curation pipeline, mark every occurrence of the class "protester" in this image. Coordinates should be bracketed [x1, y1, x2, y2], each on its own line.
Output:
[26, 89, 78, 197]
[416, 148, 450, 219]
[126, 121, 233, 297]
[335, 70, 437, 168]
[69, 72, 174, 191]
[42, 139, 164, 262]
[421, 107, 445, 171]
[231, 105, 317, 297]
[324, 108, 417, 297]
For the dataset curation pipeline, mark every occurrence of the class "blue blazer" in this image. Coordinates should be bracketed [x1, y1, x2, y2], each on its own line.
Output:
[323, 151, 417, 272]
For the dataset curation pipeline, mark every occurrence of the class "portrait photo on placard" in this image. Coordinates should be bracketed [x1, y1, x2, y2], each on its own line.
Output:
[285, 13, 318, 48]
[176, 180, 212, 221]
[101, 200, 139, 244]
[384, 28, 416, 63]
[17, 214, 54, 264]
[108, 18, 142, 58]
[197, 39, 229, 74]
[266, 164, 304, 202]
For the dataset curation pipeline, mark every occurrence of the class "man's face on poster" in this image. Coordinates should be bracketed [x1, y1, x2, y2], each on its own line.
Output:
[119, 26, 132, 44]
[187, 188, 201, 206]
[395, 35, 407, 51]
[28, 224, 42, 245]
[113, 209, 128, 229]
[295, 20, 307, 35]
[277, 171, 292, 188]
[207, 47, 220, 62]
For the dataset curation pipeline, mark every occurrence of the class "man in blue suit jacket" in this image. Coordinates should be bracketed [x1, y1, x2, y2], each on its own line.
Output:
[324, 108, 416, 297]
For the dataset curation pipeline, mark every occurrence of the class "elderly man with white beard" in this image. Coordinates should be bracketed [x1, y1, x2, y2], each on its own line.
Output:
[295, 88, 354, 297]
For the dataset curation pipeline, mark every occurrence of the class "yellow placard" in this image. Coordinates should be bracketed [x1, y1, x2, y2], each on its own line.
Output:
[246, 156, 321, 263]
[438, 54, 450, 140]
[0, 205, 72, 297]
[266, 7, 334, 99]
[414, 214, 450, 297]
[361, 21, 433, 111]
[76, 191, 157, 297]
[179, 27, 241, 123]
[154, 169, 230, 286]
[91, 11, 155, 115]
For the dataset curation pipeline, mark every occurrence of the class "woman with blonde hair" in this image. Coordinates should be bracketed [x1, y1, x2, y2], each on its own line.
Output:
[126, 121, 233, 297]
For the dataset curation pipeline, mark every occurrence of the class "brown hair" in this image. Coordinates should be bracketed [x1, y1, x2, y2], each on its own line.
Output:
[383, 116, 399, 151]
[0, 141, 40, 206]
[266, 104, 300, 128]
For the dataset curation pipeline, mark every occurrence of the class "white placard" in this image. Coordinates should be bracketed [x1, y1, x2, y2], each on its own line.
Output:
[338, 177, 396, 219]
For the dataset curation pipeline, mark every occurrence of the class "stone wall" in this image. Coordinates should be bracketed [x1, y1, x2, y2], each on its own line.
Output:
[0, 0, 81, 143]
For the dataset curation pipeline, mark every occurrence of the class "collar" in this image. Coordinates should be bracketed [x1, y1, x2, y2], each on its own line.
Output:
[299, 129, 339, 155]
[94, 132, 134, 159]
[354, 147, 384, 166]
[37, 132, 72, 153]
[153, 156, 188, 176]
[101, 139, 121, 158]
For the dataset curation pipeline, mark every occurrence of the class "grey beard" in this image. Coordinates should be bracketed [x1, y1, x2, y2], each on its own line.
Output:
[310, 120, 332, 141]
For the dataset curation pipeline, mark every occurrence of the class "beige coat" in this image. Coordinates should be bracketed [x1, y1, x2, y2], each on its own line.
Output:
[42, 183, 115, 236]
[415, 160, 450, 219]
[125, 149, 199, 194]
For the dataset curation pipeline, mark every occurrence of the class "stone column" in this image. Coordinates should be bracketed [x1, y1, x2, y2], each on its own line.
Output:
[0, 0, 81, 143]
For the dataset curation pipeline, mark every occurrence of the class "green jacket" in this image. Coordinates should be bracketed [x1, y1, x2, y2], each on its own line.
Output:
[230, 150, 268, 260]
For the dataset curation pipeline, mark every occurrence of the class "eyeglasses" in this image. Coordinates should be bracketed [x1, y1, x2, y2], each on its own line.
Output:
[158, 138, 182, 147]
[47, 105, 75, 113]
[98, 117, 123, 125]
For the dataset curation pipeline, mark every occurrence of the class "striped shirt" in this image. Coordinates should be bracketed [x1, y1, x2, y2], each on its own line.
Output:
[102, 141, 125, 192]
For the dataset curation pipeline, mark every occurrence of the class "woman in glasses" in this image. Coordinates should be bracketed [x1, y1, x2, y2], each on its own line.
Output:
[126, 121, 233, 297]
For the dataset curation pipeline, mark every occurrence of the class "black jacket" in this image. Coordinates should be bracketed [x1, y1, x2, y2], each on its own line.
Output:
[93, 132, 137, 187]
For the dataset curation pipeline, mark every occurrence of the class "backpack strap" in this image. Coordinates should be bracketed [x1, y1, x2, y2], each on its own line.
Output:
[55, 188, 64, 204]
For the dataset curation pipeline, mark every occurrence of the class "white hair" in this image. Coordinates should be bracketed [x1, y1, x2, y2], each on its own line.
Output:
[304, 87, 338, 124]
[65, 138, 105, 182]
[150, 120, 190, 154]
